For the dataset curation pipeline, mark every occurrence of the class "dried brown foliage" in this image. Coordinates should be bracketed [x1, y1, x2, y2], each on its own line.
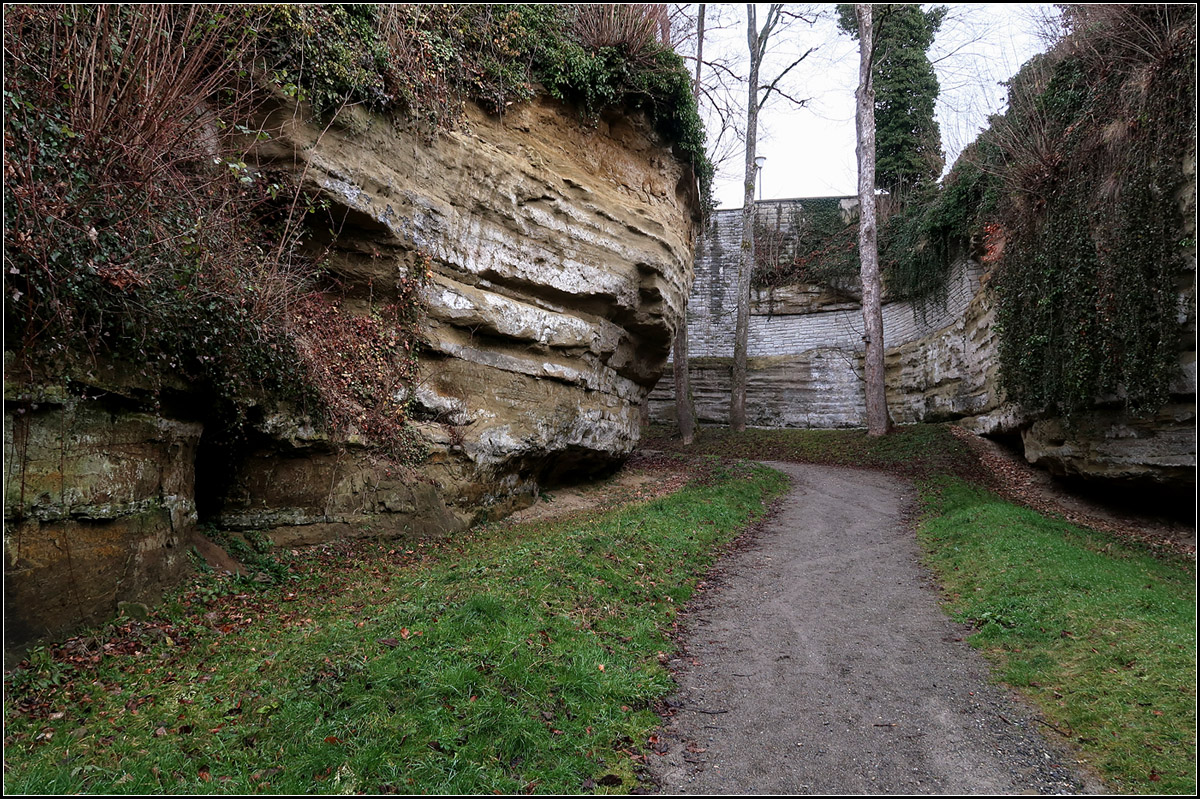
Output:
[3, 5, 313, 366]
[571, 4, 667, 65]
[4, 4, 265, 181]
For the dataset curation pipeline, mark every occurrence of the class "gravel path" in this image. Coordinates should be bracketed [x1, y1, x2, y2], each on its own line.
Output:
[646, 462, 1104, 795]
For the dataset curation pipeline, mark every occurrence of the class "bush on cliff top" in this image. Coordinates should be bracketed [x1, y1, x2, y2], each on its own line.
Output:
[3, 5, 318, 429]
[264, 4, 712, 201]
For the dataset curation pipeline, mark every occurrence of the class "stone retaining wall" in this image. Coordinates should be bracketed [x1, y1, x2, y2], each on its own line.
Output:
[649, 200, 1000, 429]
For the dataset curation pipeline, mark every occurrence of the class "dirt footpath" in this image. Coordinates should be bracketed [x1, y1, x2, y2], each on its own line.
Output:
[646, 462, 1104, 795]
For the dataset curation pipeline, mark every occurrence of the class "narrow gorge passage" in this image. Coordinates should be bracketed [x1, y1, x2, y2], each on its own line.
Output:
[648, 462, 1098, 795]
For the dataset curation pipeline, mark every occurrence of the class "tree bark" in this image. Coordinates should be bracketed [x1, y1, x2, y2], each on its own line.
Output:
[855, 4, 890, 436]
[673, 3, 704, 446]
[731, 3, 761, 433]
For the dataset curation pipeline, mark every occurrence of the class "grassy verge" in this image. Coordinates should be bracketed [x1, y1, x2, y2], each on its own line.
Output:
[3, 461, 787, 794]
[916, 475, 1196, 794]
[642, 422, 984, 479]
[6, 424, 1194, 793]
[650, 423, 1195, 793]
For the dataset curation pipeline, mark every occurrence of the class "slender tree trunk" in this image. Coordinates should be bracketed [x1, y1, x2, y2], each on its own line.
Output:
[673, 3, 704, 445]
[731, 3, 760, 433]
[855, 4, 890, 436]
[671, 307, 695, 443]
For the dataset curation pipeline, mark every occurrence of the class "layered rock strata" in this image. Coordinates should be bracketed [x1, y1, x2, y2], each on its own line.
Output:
[648, 248, 1008, 429]
[4, 96, 698, 642]
[232, 97, 697, 538]
[4, 369, 200, 644]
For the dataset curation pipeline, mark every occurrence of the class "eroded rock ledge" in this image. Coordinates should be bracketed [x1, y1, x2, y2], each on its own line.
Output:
[3, 96, 699, 643]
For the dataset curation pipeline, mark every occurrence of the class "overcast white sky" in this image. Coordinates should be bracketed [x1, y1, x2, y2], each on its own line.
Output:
[689, 4, 1057, 208]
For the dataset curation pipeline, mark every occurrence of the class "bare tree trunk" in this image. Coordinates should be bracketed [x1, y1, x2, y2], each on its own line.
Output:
[727, 4, 810, 432]
[671, 314, 695, 443]
[731, 3, 761, 433]
[673, 2, 704, 446]
[855, 4, 890, 436]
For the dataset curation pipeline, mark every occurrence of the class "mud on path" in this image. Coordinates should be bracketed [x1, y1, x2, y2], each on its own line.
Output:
[645, 462, 1105, 795]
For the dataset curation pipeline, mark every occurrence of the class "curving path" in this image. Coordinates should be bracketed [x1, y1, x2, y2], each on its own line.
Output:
[647, 462, 1101, 795]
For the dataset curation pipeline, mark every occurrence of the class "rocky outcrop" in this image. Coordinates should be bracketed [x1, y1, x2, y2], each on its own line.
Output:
[4, 368, 200, 643]
[1018, 153, 1197, 489]
[3, 95, 699, 644]
[227, 96, 697, 536]
[1021, 406, 1196, 486]
[885, 270, 1012, 428]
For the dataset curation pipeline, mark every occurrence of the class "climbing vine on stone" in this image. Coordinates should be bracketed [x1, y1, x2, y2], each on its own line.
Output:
[990, 5, 1195, 418]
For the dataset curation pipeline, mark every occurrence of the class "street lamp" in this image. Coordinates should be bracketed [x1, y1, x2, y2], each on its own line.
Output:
[754, 156, 766, 202]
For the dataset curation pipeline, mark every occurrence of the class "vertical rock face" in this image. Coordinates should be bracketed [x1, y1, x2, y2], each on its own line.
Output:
[226, 97, 698, 537]
[649, 207, 1008, 430]
[1016, 152, 1197, 488]
[4, 96, 698, 644]
[4, 376, 200, 643]
[649, 260, 1010, 431]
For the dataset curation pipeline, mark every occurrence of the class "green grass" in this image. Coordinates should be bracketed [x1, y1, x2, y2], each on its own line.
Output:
[650, 423, 1195, 793]
[3, 461, 787, 794]
[643, 422, 985, 479]
[6, 425, 1195, 794]
[916, 475, 1196, 794]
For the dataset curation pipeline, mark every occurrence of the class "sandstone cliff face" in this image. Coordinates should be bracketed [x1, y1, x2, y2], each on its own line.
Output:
[4, 369, 200, 643]
[649, 267, 1013, 431]
[3, 96, 698, 643]
[231, 97, 697, 538]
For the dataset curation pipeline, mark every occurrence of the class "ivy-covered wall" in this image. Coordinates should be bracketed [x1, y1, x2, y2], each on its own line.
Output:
[987, 6, 1196, 422]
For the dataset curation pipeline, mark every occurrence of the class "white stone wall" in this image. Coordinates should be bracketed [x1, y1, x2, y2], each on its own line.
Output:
[651, 199, 994, 428]
[654, 191, 1194, 491]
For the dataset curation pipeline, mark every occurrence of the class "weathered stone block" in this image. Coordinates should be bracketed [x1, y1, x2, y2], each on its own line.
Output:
[4, 396, 200, 643]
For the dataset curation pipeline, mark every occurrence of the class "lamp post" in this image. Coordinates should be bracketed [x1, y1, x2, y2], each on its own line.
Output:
[754, 155, 766, 202]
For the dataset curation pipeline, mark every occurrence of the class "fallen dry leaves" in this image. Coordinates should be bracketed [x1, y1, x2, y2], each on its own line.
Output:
[949, 426, 1195, 558]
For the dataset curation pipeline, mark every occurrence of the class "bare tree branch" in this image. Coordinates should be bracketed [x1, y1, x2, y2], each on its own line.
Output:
[762, 86, 810, 108]
[757, 46, 817, 109]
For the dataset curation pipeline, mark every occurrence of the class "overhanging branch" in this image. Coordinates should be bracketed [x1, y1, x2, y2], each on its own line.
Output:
[758, 47, 817, 110]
